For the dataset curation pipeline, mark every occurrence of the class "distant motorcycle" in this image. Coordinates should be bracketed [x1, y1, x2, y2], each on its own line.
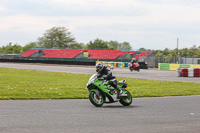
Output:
[128, 62, 140, 72]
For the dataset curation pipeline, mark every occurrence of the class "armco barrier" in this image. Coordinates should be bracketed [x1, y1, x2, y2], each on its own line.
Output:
[190, 65, 200, 68]
[177, 68, 200, 77]
[0, 58, 95, 66]
[180, 64, 190, 68]
[159, 63, 169, 70]
[169, 64, 180, 71]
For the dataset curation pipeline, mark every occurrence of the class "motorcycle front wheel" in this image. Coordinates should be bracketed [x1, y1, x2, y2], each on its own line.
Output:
[89, 91, 104, 107]
[119, 91, 132, 106]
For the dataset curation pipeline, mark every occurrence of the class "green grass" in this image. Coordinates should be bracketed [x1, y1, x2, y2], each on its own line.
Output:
[0, 67, 200, 99]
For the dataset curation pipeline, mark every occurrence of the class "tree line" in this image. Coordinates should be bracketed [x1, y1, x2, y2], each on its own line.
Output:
[138, 46, 200, 57]
[0, 27, 132, 54]
[0, 26, 200, 57]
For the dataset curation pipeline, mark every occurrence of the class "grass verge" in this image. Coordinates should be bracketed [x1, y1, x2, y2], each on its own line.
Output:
[0, 67, 199, 99]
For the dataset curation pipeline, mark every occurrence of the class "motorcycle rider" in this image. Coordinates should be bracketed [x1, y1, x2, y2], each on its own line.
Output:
[130, 58, 140, 72]
[96, 62, 122, 95]
[131, 58, 136, 66]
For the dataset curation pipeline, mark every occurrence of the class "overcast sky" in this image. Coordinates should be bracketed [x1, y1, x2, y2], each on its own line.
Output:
[0, 0, 200, 50]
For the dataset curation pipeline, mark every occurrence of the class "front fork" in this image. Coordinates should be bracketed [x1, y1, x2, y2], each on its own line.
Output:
[88, 88, 104, 100]
[118, 87, 128, 97]
[95, 89, 101, 99]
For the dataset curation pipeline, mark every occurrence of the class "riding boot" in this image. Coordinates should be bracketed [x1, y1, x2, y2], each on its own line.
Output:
[119, 88, 123, 95]
[116, 86, 122, 98]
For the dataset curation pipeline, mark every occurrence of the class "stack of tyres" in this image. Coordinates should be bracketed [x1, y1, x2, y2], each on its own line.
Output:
[123, 62, 128, 67]
[110, 62, 114, 67]
[188, 68, 194, 77]
[114, 62, 118, 67]
[194, 68, 200, 77]
[107, 62, 111, 67]
[177, 68, 182, 77]
[180, 68, 200, 77]
[118, 62, 122, 67]
[181, 68, 188, 77]
[104, 62, 108, 67]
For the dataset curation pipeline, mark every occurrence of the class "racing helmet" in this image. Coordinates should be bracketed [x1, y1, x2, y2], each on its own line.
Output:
[131, 58, 136, 63]
[96, 62, 103, 73]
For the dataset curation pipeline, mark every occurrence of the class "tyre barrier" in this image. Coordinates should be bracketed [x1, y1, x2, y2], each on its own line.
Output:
[177, 68, 200, 77]
[97, 61, 125, 68]
[96, 61, 148, 69]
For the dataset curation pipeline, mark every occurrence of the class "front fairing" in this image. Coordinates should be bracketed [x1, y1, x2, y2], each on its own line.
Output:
[87, 74, 97, 87]
[87, 74, 114, 92]
[86, 74, 105, 87]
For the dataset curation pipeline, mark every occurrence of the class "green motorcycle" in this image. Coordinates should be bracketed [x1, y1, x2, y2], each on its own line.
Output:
[87, 74, 132, 107]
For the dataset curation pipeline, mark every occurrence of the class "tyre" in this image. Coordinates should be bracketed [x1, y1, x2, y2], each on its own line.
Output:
[89, 91, 104, 107]
[119, 91, 132, 106]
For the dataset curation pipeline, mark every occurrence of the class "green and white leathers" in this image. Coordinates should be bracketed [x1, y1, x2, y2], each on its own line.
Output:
[87, 74, 132, 107]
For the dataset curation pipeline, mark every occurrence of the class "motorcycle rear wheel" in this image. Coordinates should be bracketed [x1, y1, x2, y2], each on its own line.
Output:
[89, 91, 104, 107]
[119, 91, 132, 106]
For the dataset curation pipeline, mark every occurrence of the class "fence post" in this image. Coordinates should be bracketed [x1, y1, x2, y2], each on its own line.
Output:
[185, 57, 186, 64]
[192, 57, 194, 64]
[179, 56, 181, 64]
[168, 56, 170, 63]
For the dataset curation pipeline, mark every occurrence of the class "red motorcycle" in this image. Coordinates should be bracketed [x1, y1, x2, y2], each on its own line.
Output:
[128, 62, 140, 72]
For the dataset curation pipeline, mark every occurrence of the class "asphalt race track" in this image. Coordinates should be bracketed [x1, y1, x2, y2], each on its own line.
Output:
[0, 63, 200, 133]
[0, 96, 200, 133]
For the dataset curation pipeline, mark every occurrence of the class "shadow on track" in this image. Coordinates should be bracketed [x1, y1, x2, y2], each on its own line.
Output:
[101, 105, 141, 108]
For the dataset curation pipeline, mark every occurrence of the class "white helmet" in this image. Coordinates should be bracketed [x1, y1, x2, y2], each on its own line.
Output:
[131, 58, 136, 63]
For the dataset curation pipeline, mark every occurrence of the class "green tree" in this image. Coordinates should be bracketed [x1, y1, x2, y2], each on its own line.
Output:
[169, 50, 177, 57]
[107, 40, 120, 50]
[68, 43, 84, 49]
[155, 50, 163, 57]
[37, 27, 76, 48]
[22, 42, 38, 51]
[85, 38, 109, 50]
[180, 48, 188, 57]
[186, 45, 199, 57]
[4, 43, 13, 54]
[0, 43, 22, 54]
[119, 42, 132, 50]
[0, 46, 5, 53]
[194, 51, 200, 57]
[12, 44, 23, 54]
[163, 48, 170, 56]
[139, 48, 147, 51]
